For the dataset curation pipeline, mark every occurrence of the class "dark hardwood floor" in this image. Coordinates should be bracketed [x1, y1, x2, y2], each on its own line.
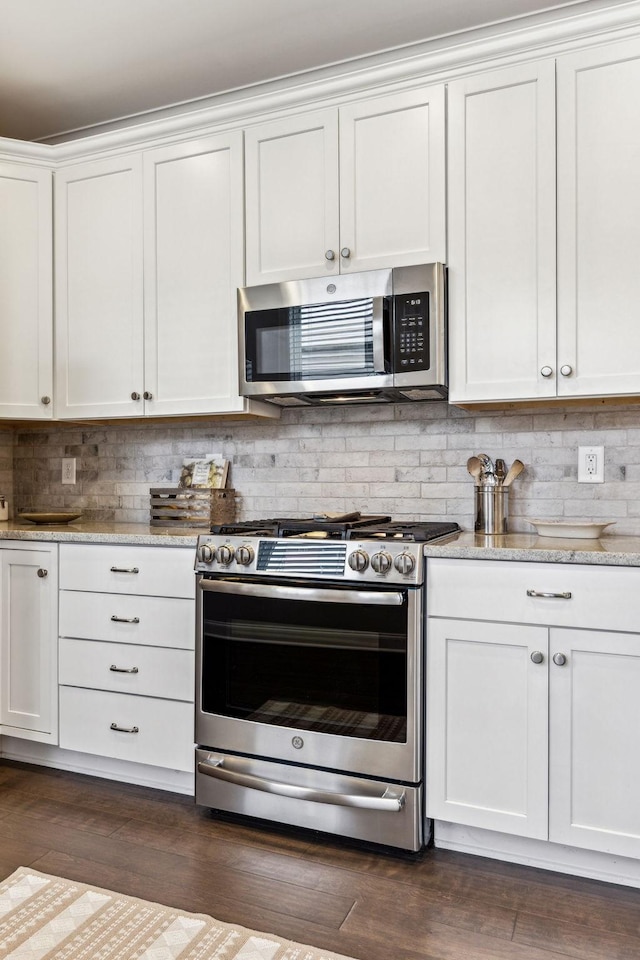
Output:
[1, 760, 639, 960]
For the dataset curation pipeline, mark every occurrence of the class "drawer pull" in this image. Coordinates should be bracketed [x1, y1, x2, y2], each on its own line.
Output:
[110, 722, 139, 734]
[526, 590, 572, 600]
[110, 615, 140, 624]
[110, 566, 139, 574]
[109, 664, 139, 674]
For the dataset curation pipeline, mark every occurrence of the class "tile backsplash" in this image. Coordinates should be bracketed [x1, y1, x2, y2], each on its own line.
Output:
[8, 400, 640, 534]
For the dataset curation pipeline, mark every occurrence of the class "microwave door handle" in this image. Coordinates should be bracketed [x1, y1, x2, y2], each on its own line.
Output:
[372, 296, 387, 373]
[198, 578, 403, 606]
[198, 756, 405, 811]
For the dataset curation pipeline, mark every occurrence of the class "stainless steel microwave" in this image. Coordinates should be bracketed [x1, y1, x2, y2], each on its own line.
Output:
[238, 263, 447, 406]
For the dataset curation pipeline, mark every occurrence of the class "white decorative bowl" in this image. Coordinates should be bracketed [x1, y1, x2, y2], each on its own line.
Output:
[526, 519, 616, 539]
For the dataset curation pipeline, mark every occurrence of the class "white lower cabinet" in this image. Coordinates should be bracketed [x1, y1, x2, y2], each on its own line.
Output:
[0, 542, 58, 743]
[549, 627, 640, 858]
[426, 559, 640, 862]
[58, 543, 195, 775]
[427, 617, 549, 839]
[58, 687, 193, 772]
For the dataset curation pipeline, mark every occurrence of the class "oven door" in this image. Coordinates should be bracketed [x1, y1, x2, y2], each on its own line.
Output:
[196, 577, 422, 784]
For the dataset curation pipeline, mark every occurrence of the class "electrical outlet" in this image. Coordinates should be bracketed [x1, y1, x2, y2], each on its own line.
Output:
[578, 446, 604, 483]
[61, 457, 76, 485]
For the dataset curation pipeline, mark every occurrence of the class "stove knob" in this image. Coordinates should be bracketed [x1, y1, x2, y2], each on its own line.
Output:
[235, 545, 255, 566]
[394, 552, 416, 575]
[197, 542, 215, 564]
[348, 549, 369, 572]
[371, 551, 393, 575]
[216, 544, 235, 566]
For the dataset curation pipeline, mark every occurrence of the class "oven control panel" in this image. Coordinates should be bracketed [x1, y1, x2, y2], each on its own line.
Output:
[195, 536, 424, 584]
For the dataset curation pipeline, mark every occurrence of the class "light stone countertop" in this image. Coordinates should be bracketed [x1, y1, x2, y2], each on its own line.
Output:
[423, 532, 640, 566]
[4, 521, 640, 566]
[0, 520, 202, 546]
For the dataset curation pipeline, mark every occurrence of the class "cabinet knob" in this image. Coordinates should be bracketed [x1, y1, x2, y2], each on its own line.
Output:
[41, 395, 51, 405]
[131, 392, 141, 401]
[540, 366, 553, 378]
[530, 651, 544, 664]
[37, 568, 48, 578]
[553, 652, 567, 666]
[340, 247, 351, 259]
[325, 250, 335, 261]
[143, 391, 153, 400]
[560, 364, 573, 377]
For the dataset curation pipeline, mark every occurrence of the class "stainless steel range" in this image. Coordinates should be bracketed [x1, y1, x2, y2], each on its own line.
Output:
[194, 513, 460, 851]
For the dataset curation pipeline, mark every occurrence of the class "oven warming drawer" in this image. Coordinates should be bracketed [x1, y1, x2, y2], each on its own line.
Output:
[196, 749, 424, 851]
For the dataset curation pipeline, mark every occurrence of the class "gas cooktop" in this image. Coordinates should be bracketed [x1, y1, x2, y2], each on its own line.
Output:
[210, 514, 461, 542]
[197, 513, 461, 585]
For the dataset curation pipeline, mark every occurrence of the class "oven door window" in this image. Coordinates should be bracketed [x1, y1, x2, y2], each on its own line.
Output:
[201, 585, 408, 743]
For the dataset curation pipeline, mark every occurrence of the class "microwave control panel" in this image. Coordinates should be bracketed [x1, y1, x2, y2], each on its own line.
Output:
[393, 292, 430, 373]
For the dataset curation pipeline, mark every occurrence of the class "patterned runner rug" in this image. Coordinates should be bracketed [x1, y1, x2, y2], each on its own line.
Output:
[0, 867, 355, 960]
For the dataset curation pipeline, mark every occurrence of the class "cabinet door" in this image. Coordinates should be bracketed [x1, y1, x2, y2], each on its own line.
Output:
[245, 110, 340, 285]
[426, 617, 549, 839]
[55, 155, 144, 418]
[448, 61, 557, 402]
[338, 86, 445, 273]
[0, 544, 58, 742]
[557, 39, 640, 397]
[549, 627, 640, 858]
[0, 162, 53, 419]
[143, 133, 246, 415]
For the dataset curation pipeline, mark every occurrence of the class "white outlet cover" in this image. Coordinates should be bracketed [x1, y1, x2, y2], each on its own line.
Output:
[578, 446, 604, 483]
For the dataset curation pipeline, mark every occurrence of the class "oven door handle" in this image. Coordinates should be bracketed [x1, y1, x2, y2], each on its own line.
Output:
[198, 579, 404, 606]
[197, 756, 405, 811]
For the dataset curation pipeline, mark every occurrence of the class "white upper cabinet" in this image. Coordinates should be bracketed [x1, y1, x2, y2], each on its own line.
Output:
[245, 109, 340, 284]
[449, 38, 640, 405]
[244, 86, 446, 285]
[556, 38, 640, 398]
[143, 134, 246, 416]
[0, 162, 53, 419]
[55, 134, 272, 420]
[55, 154, 145, 419]
[448, 61, 557, 403]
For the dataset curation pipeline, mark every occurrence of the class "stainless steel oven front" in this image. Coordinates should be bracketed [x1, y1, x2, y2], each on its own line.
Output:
[195, 569, 425, 851]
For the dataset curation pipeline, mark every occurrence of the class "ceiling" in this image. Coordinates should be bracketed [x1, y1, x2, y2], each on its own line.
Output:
[0, 0, 623, 142]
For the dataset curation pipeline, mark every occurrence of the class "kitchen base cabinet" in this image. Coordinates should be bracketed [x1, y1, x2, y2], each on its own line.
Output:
[549, 627, 640, 859]
[0, 542, 58, 743]
[59, 687, 193, 772]
[57, 543, 195, 781]
[426, 558, 640, 881]
[426, 618, 548, 839]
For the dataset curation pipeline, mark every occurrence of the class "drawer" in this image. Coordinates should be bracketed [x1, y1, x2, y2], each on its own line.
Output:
[59, 543, 195, 598]
[59, 591, 194, 649]
[427, 558, 640, 632]
[59, 686, 194, 771]
[59, 638, 194, 701]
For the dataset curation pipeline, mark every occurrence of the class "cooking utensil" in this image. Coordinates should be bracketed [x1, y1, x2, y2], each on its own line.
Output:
[466, 456, 483, 479]
[503, 459, 525, 486]
[495, 458, 506, 483]
[476, 453, 494, 474]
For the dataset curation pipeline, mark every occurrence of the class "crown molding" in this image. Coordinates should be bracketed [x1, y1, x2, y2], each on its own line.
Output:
[1, 0, 640, 164]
